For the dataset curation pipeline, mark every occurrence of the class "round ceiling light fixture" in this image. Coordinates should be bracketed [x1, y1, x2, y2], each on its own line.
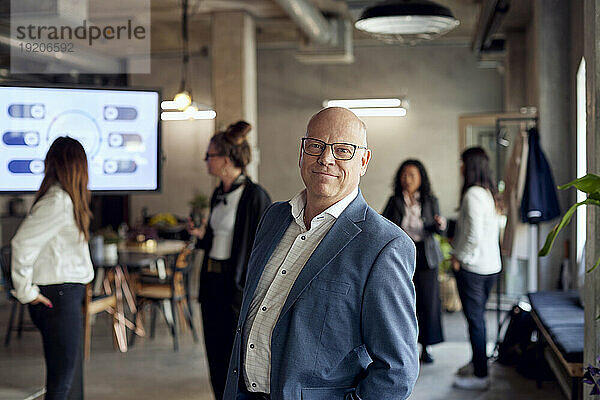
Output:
[355, 0, 460, 44]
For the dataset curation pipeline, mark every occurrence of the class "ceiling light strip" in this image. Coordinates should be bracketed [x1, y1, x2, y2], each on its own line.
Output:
[324, 98, 402, 108]
[160, 110, 216, 121]
[349, 107, 407, 117]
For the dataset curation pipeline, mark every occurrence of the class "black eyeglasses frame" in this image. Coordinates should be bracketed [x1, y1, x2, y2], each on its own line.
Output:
[204, 152, 226, 161]
[301, 137, 367, 161]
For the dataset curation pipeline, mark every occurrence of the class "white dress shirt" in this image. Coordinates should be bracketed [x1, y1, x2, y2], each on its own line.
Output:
[11, 185, 94, 304]
[243, 187, 359, 393]
[208, 184, 244, 260]
[452, 186, 501, 275]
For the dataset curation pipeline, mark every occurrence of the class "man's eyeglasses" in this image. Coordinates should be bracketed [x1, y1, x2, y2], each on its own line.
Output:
[301, 137, 367, 161]
[204, 152, 225, 161]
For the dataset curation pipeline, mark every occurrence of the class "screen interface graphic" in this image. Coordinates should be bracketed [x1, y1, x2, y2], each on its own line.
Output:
[0, 86, 159, 192]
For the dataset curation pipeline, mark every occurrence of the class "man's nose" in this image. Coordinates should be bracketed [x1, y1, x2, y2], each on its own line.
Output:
[318, 145, 336, 164]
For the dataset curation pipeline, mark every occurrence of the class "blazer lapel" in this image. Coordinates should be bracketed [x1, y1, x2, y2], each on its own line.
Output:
[276, 193, 367, 323]
[239, 204, 293, 325]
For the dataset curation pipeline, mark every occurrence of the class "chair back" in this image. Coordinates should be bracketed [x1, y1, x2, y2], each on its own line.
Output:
[174, 245, 193, 273]
[169, 243, 194, 297]
[0, 246, 14, 293]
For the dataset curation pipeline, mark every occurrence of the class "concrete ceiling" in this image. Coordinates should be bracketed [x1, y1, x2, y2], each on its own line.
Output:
[148, 0, 484, 53]
[0, 0, 533, 73]
[147, 0, 533, 53]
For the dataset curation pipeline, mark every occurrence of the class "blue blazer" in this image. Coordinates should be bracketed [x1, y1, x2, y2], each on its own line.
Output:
[224, 192, 419, 400]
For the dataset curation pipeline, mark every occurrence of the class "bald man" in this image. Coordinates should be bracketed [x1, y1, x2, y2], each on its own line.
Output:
[223, 107, 418, 400]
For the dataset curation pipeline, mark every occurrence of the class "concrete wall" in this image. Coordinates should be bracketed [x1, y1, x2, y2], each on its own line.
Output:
[128, 54, 215, 223]
[534, 0, 572, 290]
[257, 43, 503, 217]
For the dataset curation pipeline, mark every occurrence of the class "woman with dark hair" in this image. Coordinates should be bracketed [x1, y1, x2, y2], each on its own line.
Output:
[187, 121, 271, 399]
[383, 159, 446, 364]
[11, 136, 93, 399]
[451, 147, 501, 391]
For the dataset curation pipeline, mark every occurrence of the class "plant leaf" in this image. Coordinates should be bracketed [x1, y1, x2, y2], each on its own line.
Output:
[558, 173, 600, 195]
[539, 199, 590, 256]
[587, 256, 600, 273]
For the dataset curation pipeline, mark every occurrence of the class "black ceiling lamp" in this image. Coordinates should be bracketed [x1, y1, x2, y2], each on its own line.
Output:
[355, 0, 460, 44]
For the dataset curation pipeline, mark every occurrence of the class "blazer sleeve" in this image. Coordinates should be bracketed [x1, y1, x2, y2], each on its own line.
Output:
[11, 192, 68, 303]
[423, 196, 444, 234]
[355, 235, 419, 400]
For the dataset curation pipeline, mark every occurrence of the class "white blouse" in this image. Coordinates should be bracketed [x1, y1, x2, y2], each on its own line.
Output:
[208, 185, 244, 260]
[401, 191, 424, 242]
[11, 185, 94, 304]
[452, 186, 502, 275]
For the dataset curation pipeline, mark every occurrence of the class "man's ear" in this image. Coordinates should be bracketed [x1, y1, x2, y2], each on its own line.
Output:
[360, 149, 372, 176]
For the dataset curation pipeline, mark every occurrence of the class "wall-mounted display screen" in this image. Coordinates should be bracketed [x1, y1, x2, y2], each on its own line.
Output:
[0, 85, 160, 193]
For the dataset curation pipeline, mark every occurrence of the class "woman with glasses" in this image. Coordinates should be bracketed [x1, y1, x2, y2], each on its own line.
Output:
[187, 121, 271, 400]
[382, 159, 446, 364]
[451, 147, 501, 391]
[11, 137, 93, 399]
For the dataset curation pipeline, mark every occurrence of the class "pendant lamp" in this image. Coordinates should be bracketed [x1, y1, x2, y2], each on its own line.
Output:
[355, 0, 459, 44]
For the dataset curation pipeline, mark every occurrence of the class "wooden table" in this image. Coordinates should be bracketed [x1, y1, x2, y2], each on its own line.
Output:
[118, 239, 187, 257]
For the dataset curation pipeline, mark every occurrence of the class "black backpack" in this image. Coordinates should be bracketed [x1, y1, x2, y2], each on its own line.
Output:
[497, 304, 536, 366]
[497, 304, 555, 381]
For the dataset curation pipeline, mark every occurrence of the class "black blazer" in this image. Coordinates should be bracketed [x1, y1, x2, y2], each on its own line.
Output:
[197, 177, 271, 310]
[382, 194, 444, 269]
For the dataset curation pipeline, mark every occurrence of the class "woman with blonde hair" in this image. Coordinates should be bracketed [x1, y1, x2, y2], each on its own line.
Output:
[12, 136, 94, 399]
[188, 121, 271, 399]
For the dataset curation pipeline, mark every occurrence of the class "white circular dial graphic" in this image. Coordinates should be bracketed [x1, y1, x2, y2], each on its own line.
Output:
[47, 111, 101, 157]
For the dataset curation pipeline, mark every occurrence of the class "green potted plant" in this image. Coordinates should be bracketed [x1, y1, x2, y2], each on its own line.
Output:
[437, 234, 462, 312]
[189, 191, 210, 225]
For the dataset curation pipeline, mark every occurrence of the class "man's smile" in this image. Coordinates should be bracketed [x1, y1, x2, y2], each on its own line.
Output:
[312, 169, 338, 177]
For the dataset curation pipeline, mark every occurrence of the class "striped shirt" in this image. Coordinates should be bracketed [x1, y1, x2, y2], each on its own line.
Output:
[242, 187, 359, 393]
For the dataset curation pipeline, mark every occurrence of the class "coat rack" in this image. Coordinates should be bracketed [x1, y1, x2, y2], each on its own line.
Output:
[493, 116, 538, 344]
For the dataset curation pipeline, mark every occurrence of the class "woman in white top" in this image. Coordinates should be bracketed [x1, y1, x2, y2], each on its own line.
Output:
[11, 137, 93, 400]
[187, 121, 271, 399]
[451, 147, 501, 391]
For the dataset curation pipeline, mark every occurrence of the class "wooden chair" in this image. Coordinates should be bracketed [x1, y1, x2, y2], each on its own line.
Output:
[0, 245, 36, 346]
[131, 243, 198, 351]
[83, 265, 129, 359]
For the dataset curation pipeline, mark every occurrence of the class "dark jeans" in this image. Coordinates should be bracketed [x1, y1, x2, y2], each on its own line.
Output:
[29, 283, 86, 400]
[454, 268, 499, 378]
[201, 270, 238, 400]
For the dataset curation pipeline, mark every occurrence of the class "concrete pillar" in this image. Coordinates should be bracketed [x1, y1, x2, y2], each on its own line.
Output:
[584, 2, 600, 398]
[535, 0, 572, 290]
[211, 11, 259, 180]
[504, 31, 527, 112]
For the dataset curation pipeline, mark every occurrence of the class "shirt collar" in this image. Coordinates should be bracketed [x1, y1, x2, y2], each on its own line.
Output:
[402, 190, 420, 206]
[289, 187, 359, 226]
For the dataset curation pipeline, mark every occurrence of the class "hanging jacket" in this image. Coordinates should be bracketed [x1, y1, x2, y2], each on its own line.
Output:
[520, 127, 561, 223]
